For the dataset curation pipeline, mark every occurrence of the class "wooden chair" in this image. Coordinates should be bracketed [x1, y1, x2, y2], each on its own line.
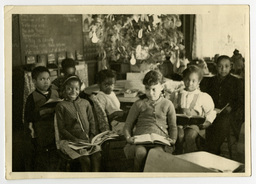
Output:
[89, 94, 111, 133]
[89, 94, 134, 171]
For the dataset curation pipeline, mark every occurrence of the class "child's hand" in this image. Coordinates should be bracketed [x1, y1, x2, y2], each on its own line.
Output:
[182, 108, 199, 116]
[224, 106, 232, 113]
[167, 138, 176, 145]
[126, 136, 135, 144]
[199, 121, 211, 129]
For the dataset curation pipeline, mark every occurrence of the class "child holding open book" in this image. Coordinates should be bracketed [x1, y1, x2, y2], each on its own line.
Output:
[203, 55, 244, 155]
[56, 75, 101, 172]
[24, 66, 60, 171]
[173, 65, 216, 154]
[123, 70, 177, 172]
[96, 69, 126, 134]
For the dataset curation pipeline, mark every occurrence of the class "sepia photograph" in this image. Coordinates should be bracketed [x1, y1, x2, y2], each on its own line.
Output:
[4, 4, 251, 180]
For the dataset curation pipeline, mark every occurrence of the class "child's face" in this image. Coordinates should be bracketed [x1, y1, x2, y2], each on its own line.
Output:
[65, 81, 80, 101]
[217, 59, 231, 77]
[33, 72, 51, 92]
[183, 72, 200, 92]
[99, 77, 115, 95]
[64, 67, 76, 76]
[145, 83, 163, 101]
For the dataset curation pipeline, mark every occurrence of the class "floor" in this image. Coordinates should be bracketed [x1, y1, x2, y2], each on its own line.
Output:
[12, 127, 245, 172]
[220, 135, 245, 164]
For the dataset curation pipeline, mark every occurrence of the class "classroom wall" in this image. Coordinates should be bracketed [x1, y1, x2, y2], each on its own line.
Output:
[192, 12, 248, 59]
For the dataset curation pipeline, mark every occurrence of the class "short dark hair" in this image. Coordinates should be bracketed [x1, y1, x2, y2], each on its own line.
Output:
[216, 55, 231, 65]
[182, 65, 203, 81]
[61, 58, 76, 70]
[143, 70, 163, 86]
[31, 66, 50, 80]
[63, 74, 82, 87]
[96, 69, 116, 84]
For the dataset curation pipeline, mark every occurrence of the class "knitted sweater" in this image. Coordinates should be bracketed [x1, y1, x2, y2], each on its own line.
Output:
[56, 97, 96, 142]
[125, 96, 177, 141]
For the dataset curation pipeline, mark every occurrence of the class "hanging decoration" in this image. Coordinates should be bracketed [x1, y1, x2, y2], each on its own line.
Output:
[130, 53, 136, 65]
[84, 14, 185, 70]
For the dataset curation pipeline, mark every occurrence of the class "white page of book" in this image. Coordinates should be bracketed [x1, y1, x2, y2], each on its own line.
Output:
[150, 133, 170, 146]
[134, 134, 152, 144]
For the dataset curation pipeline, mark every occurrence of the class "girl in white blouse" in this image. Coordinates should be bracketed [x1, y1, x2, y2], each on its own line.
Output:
[172, 65, 216, 154]
[96, 69, 126, 135]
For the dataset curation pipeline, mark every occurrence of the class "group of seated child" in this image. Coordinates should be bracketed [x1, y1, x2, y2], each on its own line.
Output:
[24, 55, 244, 172]
[23, 59, 126, 171]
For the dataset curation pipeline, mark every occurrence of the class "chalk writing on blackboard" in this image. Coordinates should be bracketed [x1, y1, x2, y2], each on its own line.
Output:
[19, 15, 83, 61]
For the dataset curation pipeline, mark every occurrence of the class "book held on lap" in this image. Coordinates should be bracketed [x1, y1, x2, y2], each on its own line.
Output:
[134, 133, 171, 146]
[176, 114, 205, 126]
[68, 130, 119, 155]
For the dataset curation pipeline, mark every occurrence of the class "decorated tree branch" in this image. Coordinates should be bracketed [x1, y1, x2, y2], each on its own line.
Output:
[83, 14, 185, 71]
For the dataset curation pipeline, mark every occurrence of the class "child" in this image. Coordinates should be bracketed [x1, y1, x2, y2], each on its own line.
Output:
[96, 69, 126, 134]
[173, 65, 216, 154]
[203, 55, 244, 155]
[55, 75, 101, 172]
[123, 70, 177, 172]
[52, 58, 76, 98]
[24, 66, 59, 171]
[231, 49, 245, 78]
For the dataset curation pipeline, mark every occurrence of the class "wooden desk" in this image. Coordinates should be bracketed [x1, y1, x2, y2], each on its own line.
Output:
[175, 151, 244, 173]
[144, 149, 214, 172]
[83, 80, 139, 103]
[84, 79, 183, 103]
[144, 149, 243, 172]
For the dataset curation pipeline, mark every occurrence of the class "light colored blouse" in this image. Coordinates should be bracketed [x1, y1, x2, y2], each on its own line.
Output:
[96, 91, 121, 115]
[174, 89, 216, 123]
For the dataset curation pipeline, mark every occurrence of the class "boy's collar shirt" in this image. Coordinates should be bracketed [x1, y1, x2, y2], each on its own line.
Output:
[216, 73, 231, 83]
[180, 88, 200, 96]
[144, 95, 163, 107]
[35, 87, 51, 97]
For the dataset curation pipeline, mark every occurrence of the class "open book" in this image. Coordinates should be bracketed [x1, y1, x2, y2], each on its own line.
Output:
[39, 98, 63, 116]
[68, 130, 119, 156]
[134, 133, 171, 146]
[176, 114, 205, 126]
[40, 98, 63, 108]
[214, 103, 229, 114]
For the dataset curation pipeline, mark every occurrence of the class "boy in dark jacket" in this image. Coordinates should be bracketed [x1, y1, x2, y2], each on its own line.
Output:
[24, 66, 60, 171]
[203, 55, 244, 155]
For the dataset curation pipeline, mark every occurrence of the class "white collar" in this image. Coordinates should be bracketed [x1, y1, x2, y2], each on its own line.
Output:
[180, 88, 200, 95]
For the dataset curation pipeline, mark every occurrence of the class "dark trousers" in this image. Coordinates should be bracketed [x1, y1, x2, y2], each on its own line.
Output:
[23, 134, 59, 171]
[23, 136, 37, 171]
[205, 113, 231, 155]
[34, 144, 59, 171]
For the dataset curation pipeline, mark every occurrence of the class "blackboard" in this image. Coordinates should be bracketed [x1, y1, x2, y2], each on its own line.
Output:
[19, 14, 83, 64]
[12, 14, 22, 67]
